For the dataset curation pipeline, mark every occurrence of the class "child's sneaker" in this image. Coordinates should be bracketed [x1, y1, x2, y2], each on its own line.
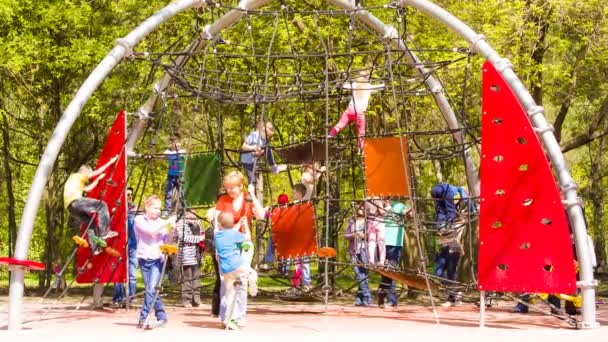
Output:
[225, 319, 239, 330]
[271, 164, 287, 174]
[153, 319, 168, 328]
[248, 270, 258, 297]
[102, 231, 119, 239]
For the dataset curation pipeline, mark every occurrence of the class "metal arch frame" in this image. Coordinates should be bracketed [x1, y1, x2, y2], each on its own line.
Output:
[399, 0, 598, 329]
[9, 0, 596, 331]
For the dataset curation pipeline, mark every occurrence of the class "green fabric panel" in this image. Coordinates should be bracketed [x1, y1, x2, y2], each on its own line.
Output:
[183, 152, 221, 206]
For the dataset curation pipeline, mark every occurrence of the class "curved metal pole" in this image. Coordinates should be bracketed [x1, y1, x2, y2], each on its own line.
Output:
[400, 0, 598, 329]
[325, 0, 480, 198]
[126, 0, 273, 151]
[7, 0, 206, 331]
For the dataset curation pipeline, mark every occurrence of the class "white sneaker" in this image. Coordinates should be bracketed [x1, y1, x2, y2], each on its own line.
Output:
[272, 164, 288, 174]
[103, 231, 119, 239]
[441, 301, 453, 307]
[248, 270, 258, 297]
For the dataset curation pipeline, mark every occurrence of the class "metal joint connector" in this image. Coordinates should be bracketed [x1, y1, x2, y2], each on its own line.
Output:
[431, 85, 443, 94]
[533, 124, 554, 134]
[527, 106, 544, 118]
[383, 25, 399, 41]
[560, 182, 578, 192]
[562, 198, 583, 209]
[115, 38, 134, 59]
[470, 34, 486, 54]
[203, 24, 214, 40]
[576, 279, 598, 288]
[136, 107, 150, 120]
[494, 58, 513, 72]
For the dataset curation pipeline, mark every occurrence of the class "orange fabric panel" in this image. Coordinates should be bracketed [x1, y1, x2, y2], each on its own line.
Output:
[363, 136, 411, 197]
[271, 202, 317, 259]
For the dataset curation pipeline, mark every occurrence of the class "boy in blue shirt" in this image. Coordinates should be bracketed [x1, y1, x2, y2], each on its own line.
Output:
[240, 121, 286, 185]
[163, 134, 186, 211]
[214, 212, 253, 330]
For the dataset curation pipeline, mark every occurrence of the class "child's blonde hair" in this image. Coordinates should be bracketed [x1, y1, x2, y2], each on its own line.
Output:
[78, 165, 92, 175]
[143, 195, 161, 210]
[223, 171, 245, 189]
[217, 212, 234, 230]
[256, 120, 274, 133]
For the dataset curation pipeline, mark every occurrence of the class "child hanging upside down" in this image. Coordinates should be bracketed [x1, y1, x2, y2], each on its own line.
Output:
[329, 72, 385, 150]
[64, 156, 120, 255]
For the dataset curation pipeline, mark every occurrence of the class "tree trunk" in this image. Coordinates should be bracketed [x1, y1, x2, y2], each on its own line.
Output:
[525, 0, 553, 105]
[553, 43, 589, 143]
[1, 110, 17, 258]
[589, 127, 607, 269]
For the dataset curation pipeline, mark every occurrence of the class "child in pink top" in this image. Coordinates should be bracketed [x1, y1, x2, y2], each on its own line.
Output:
[366, 198, 387, 265]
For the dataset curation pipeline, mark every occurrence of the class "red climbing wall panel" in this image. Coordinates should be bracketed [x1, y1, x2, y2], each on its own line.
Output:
[271, 202, 317, 259]
[76, 111, 127, 284]
[478, 62, 576, 294]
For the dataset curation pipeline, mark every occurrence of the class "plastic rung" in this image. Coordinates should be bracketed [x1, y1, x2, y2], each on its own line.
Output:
[0, 257, 45, 271]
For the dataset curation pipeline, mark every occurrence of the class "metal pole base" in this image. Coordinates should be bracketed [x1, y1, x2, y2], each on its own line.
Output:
[576, 321, 600, 329]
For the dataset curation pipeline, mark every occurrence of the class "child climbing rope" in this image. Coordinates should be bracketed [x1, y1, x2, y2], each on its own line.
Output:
[366, 197, 386, 266]
[291, 183, 312, 291]
[431, 183, 469, 307]
[329, 72, 385, 150]
[240, 121, 287, 185]
[301, 162, 326, 201]
[163, 134, 186, 211]
[378, 199, 410, 308]
[64, 156, 120, 255]
[344, 203, 372, 306]
[263, 193, 289, 271]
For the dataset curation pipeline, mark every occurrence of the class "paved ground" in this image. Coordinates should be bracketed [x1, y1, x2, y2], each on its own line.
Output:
[1, 297, 607, 341]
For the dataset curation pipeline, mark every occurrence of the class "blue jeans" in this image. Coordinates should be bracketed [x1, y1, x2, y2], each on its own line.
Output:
[219, 269, 248, 324]
[264, 235, 275, 264]
[113, 247, 137, 303]
[378, 246, 402, 306]
[351, 247, 371, 305]
[242, 147, 277, 185]
[138, 258, 167, 322]
[164, 174, 180, 210]
[514, 294, 561, 313]
[435, 246, 460, 302]
[435, 246, 460, 280]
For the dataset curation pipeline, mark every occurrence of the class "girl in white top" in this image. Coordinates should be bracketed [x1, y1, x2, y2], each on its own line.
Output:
[329, 72, 385, 150]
